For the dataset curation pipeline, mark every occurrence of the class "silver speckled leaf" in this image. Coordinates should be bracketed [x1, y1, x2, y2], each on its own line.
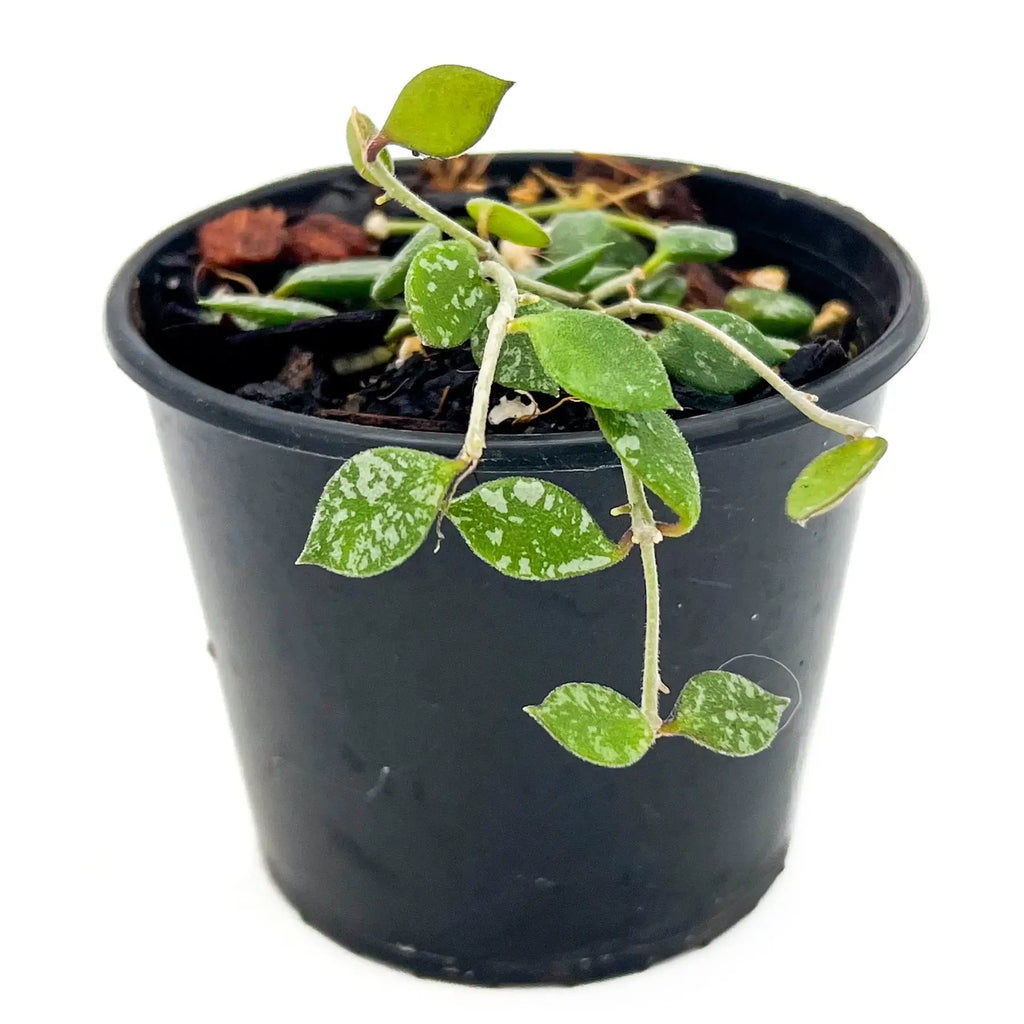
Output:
[525, 683, 654, 767]
[298, 447, 461, 577]
[448, 477, 624, 581]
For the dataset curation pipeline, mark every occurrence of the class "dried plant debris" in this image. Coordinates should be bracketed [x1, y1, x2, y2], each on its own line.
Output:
[417, 154, 493, 192]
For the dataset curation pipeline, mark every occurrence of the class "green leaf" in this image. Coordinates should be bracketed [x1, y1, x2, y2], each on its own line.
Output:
[470, 295, 561, 395]
[405, 239, 489, 348]
[724, 287, 816, 338]
[525, 683, 654, 767]
[347, 109, 394, 183]
[786, 437, 888, 525]
[275, 258, 392, 304]
[639, 267, 688, 307]
[448, 477, 625, 581]
[370, 225, 442, 302]
[593, 408, 701, 534]
[545, 211, 648, 269]
[511, 310, 679, 411]
[653, 310, 787, 395]
[661, 670, 789, 756]
[198, 294, 335, 328]
[534, 243, 613, 290]
[298, 448, 461, 577]
[379, 65, 513, 158]
[648, 223, 736, 270]
[466, 198, 549, 248]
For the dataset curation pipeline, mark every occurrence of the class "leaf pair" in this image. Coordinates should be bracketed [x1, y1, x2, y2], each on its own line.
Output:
[526, 670, 789, 767]
[300, 451, 624, 583]
[198, 256, 393, 328]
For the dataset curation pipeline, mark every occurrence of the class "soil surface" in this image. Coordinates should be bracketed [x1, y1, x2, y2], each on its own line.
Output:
[136, 156, 861, 434]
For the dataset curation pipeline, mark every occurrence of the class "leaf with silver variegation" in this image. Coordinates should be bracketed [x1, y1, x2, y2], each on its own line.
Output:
[298, 447, 462, 577]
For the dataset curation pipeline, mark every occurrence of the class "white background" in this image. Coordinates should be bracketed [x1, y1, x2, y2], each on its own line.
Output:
[4, 2, 1020, 1020]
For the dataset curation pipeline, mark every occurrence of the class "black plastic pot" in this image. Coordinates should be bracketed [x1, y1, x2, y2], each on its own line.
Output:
[105, 155, 926, 985]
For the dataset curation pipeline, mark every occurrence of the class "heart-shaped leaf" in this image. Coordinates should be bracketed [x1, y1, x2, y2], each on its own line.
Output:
[470, 295, 562, 395]
[448, 477, 625, 580]
[347, 109, 394, 183]
[525, 683, 654, 767]
[661, 670, 789, 756]
[647, 223, 736, 271]
[535, 243, 613, 289]
[511, 310, 679, 411]
[594, 408, 701, 534]
[298, 448, 461, 577]
[653, 310, 788, 395]
[786, 436, 888, 525]
[466, 198, 550, 248]
[275, 258, 392, 304]
[545, 211, 648, 269]
[378, 65, 513, 158]
[724, 287, 816, 338]
[370, 224, 442, 302]
[405, 239, 489, 348]
[198, 294, 335, 328]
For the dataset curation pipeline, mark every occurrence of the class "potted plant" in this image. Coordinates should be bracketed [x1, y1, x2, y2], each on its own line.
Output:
[105, 65, 927, 984]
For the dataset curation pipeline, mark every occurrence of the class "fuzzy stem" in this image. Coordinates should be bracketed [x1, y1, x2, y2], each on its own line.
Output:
[367, 158, 499, 257]
[622, 465, 663, 729]
[588, 267, 645, 304]
[604, 299, 874, 438]
[511, 270, 591, 308]
[459, 261, 518, 465]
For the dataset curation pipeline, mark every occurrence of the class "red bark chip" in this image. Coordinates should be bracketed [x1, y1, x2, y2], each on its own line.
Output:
[284, 214, 378, 263]
[198, 206, 288, 267]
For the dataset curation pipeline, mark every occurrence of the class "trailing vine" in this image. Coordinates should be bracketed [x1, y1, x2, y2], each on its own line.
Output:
[275, 65, 890, 767]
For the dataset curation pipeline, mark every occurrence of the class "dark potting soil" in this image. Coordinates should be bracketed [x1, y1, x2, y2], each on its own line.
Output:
[135, 156, 865, 435]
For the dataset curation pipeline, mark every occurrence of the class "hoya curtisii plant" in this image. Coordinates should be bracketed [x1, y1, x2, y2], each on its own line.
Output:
[279, 66, 890, 769]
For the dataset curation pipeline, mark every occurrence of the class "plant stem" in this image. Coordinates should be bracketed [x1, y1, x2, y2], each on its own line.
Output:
[368, 158, 500, 257]
[587, 267, 645, 304]
[459, 261, 518, 465]
[622, 465, 664, 729]
[511, 270, 591, 308]
[604, 299, 874, 439]
[603, 212, 662, 241]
